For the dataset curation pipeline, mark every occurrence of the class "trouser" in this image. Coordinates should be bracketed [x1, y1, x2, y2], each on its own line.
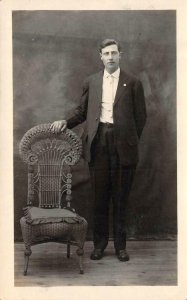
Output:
[89, 122, 136, 251]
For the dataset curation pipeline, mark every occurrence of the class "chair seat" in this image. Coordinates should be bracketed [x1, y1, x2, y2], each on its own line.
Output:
[20, 216, 88, 245]
[23, 206, 85, 225]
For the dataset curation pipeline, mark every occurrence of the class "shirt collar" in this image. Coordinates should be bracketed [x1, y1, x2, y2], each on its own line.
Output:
[104, 68, 120, 79]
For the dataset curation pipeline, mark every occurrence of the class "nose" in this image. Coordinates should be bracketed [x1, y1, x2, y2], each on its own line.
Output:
[108, 52, 113, 59]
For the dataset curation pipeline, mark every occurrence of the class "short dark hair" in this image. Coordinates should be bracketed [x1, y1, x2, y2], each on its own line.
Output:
[99, 39, 121, 53]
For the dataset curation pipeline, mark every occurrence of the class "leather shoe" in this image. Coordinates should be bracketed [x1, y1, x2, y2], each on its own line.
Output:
[90, 249, 104, 260]
[116, 249, 129, 262]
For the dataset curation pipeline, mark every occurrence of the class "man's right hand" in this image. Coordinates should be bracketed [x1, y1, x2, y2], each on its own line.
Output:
[50, 120, 67, 134]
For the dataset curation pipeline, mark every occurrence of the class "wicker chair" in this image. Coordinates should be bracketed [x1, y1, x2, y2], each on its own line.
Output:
[19, 124, 88, 275]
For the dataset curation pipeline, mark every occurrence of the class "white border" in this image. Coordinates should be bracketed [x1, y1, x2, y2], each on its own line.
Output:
[0, 0, 187, 299]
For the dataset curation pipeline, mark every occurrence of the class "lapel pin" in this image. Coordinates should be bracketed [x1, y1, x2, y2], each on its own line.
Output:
[123, 83, 126, 86]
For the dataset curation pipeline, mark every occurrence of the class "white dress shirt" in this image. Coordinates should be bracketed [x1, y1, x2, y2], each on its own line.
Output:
[100, 68, 120, 124]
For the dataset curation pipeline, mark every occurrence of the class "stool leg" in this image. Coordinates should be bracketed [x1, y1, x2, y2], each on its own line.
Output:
[67, 241, 70, 258]
[79, 256, 84, 275]
[24, 246, 32, 276]
[76, 248, 84, 274]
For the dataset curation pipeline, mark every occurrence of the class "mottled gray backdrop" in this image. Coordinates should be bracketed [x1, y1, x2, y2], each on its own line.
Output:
[13, 11, 176, 240]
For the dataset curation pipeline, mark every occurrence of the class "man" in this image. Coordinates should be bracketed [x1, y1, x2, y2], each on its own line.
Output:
[51, 39, 146, 261]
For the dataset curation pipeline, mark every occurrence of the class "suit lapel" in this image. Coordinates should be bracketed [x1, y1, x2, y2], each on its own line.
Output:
[93, 71, 103, 106]
[92, 69, 130, 107]
[114, 70, 130, 106]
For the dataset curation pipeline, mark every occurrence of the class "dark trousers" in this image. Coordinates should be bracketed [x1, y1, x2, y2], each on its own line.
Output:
[89, 123, 136, 251]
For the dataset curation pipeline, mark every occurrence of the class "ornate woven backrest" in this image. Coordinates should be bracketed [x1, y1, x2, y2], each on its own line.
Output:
[19, 124, 82, 209]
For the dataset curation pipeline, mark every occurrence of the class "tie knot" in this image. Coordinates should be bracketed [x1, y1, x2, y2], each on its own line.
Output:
[106, 74, 114, 79]
[109, 75, 114, 84]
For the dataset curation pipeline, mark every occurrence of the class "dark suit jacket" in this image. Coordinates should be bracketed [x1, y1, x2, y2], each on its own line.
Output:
[67, 69, 147, 166]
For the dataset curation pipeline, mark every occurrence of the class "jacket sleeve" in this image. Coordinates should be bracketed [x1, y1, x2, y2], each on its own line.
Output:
[66, 78, 89, 129]
[133, 80, 147, 138]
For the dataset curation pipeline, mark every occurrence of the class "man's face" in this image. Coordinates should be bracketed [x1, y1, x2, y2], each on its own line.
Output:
[100, 44, 121, 74]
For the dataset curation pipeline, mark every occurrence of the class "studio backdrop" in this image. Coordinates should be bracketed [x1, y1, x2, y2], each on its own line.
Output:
[13, 11, 176, 241]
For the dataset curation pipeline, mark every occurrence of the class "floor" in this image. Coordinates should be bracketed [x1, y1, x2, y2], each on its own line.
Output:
[14, 240, 177, 286]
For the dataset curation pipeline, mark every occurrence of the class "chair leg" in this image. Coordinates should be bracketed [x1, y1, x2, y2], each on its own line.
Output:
[23, 246, 32, 276]
[67, 241, 70, 258]
[76, 248, 84, 274]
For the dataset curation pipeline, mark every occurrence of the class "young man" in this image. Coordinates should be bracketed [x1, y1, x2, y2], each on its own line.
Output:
[51, 39, 146, 261]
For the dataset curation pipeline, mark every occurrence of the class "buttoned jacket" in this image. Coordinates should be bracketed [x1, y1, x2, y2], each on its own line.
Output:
[67, 69, 147, 165]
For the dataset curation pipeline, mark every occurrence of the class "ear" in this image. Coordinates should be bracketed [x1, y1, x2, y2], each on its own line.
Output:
[100, 53, 103, 61]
